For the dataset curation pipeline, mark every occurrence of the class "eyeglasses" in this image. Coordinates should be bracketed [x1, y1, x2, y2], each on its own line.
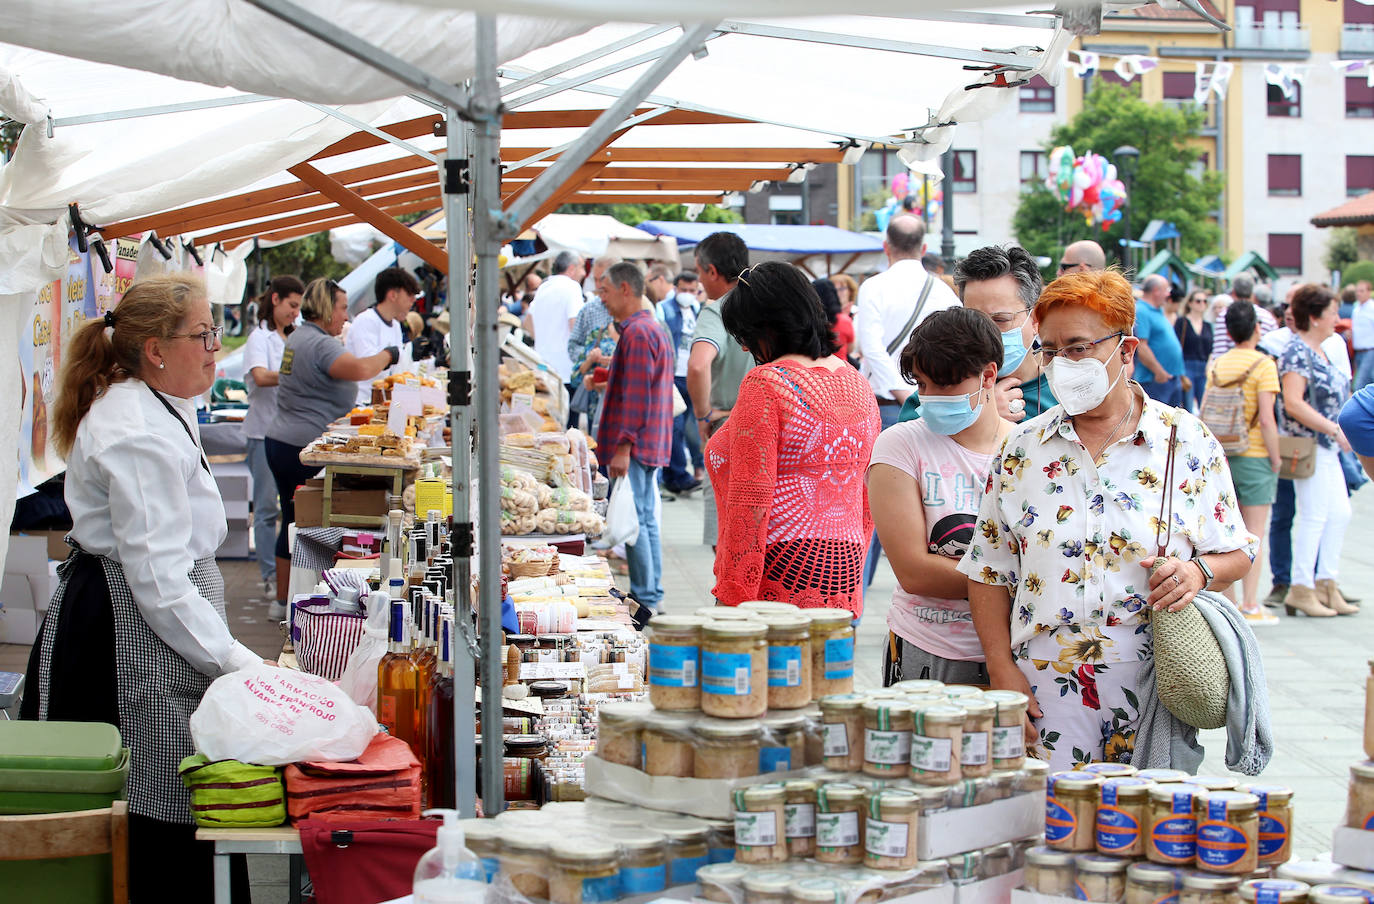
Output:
[171, 326, 225, 351]
[988, 307, 1031, 329]
[1033, 330, 1123, 365]
[1057, 261, 1081, 273]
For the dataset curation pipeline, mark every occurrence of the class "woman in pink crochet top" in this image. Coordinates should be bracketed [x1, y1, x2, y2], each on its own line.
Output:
[706, 262, 882, 616]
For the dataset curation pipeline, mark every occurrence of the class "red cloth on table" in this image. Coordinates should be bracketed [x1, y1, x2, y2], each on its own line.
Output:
[705, 359, 881, 615]
[284, 733, 421, 823]
[298, 817, 438, 904]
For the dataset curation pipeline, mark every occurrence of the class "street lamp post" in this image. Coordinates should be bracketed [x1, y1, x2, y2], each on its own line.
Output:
[1113, 145, 1140, 270]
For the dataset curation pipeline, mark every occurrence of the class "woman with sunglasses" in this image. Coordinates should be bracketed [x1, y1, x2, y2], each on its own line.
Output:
[959, 269, 1255, 770]
[26, 274, 263, 899]
[1174, 290, 1213, 412]
[264, 277, 398, 617]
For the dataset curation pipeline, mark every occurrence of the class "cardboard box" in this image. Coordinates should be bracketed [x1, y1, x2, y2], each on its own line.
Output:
[918, 793, 1045, 860]
[293, 479, 391, 528]
[0, 606, 38, 645]
[2, 572, 35, 612]
[1333, 826, 1374, 871]
[8, 532, 65, 571]
[957, 870, 1025, 904]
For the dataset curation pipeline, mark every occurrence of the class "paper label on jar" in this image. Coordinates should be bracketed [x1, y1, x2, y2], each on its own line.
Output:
[1150, 815, 1197, 862]
[481, 857, 500, 882]
[910, 734, 953, 772]
[824, 636, 855, 679]
[767, 644, 804, 687]
[785, 802, 816, 838]
[961, 730, 989, 766]
[1258, 814, 1288, 857]
[816, 811, 861, 848]
[1096, 805, 1140, 852]
[649, 643, 698, 688]
[992, 724, 1025, 759]
[1045, 797, 1076, 843]
[734, 810, 779, 847]
[702, 650, 751, 695]
[1152, 894, 1179, 904]
[1196, 820, 1249, 869]
[708, 846, 735, 864]
[759, 746, 792, 773]
[620, 864, 666, 895]
[581, 874, 620, 903]
[669, 855, 708, 886]
[865, 819, 910, 859]
[823, 722, 850, 757]
[864, 728, 910, 765]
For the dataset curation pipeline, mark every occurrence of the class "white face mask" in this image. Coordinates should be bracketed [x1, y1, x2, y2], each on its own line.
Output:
[1047, 338, 1126, 416]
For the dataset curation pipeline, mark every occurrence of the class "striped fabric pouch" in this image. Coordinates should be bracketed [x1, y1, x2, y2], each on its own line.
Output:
[284, 733, 422, 823]
[178, 755, 287, 827]
[293, 598, 367, 682]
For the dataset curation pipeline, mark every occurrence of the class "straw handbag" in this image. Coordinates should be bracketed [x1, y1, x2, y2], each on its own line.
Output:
[1150, 423, 1230, 730]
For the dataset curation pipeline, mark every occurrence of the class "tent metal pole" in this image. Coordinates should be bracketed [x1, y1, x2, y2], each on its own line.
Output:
[301, 102, 441, 164]
[894, 10, 1058, 30]
[51, 94, 277, 128]
[504, 32, 722, 110]
[500, 25, 677, 96]
[506, 21, 718, 231]
[445, 105, 478, 819]
[715, 21, 1036, 69]
[503, 106, 673, 173]
[471, 13, 507, 816]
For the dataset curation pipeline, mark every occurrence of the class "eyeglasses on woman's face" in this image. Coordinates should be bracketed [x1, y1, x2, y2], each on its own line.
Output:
[1032, 330, 1124, 365]
[170, 326, 225, 351]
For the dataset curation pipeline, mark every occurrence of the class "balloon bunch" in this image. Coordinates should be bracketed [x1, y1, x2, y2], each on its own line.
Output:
[875, 172, 943, 231]
[1045, 146, 1127, 231]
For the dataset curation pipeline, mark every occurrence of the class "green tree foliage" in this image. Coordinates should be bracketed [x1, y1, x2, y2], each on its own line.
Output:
[259, 232, 351, 285]
[561, 202, 742, 226]
[1323, 226, 1360, 275]
[1341, 259, 1374, 288]
[1013, 84, 1223, 276]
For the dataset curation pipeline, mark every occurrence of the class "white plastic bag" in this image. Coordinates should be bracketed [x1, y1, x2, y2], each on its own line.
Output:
[337, 591, 392, 714]
[190, 664, 377, 766]
[604, 478, 640, 548]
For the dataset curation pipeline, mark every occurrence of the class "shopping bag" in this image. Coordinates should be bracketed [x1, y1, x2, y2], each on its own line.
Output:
[293, 598, 366, 682]
[604, 477, 640, 548]
[190, 663, 377, 766]
[337, 593, 391, 714]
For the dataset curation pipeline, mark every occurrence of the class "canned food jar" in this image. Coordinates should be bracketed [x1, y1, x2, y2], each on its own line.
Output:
[608, 828, 668, 896]
[642, 710, 696, 778]
[702, 621, 769, 718]
[986, 843, 1015, 879]
[1240, 784, 1293, 867]
[943, 685, 984, 700]
[983, 690, 1030, 769]
[743, 871, 798, 904]
[784, 779, 819, 859]
[503, 832, 557, 900]
[549, 839, 622, 904]
[764, 615, 813, 710]
[1310, 886, 1374, 904]
[596, 701, 653, 768]
[948, 851, 986, 886]
[647, 616, 704, 712]
[1182, 872, 1244, 904]
[733, 783, 789, 864]
[910, 703, 966, 786]
[695, 718, 765, 779]
[463, 818, 501, 882]
[816, 782, 868, 865]
[658, 820, 712, 887]
[698, 863, 749, 903]
[864, 789, 920, 871]
[1096, 776, 1155, 857]
[1076, 853, 1130, 903]
[1186, 776, 1242, 792]
[1126, 862, 1183, 904]
[707, 820, 736, 863]
[862, 700, 913, 778]
[808, 609, 856, 698]
[1018, 759, 1051, 794]
[1196, 791, 1261, 875]
[819, 694, 868, 772]
[958, 699, 996, 779]
[1238, 880, 1310, 904]
[890, 680, 946, 696]
[741, 601, 803, 616]
[762, 711, 809, 773]
[696, 606, 757, 621]
[1140, 769, 1190, 785]
[1081, 763, 1140, 779]
[1347, 762, 1374, 831]
[1148, 784, 1200, 866]
[1047, 771, 1104, 852]
[789, 878, 848, 904]
[1024, 845, 1078, 896]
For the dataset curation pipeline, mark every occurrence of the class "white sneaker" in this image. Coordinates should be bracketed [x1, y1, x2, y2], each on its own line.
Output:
[267, 601, 287, 622]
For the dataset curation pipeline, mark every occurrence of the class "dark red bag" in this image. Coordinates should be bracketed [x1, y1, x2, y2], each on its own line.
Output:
[298, 817, 439, 904]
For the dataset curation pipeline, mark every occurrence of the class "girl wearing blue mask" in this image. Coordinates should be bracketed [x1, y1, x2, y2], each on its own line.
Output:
[868, 308, 1013, 685]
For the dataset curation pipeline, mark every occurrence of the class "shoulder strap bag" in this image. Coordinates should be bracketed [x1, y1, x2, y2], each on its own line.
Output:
[885, 275, 936, 357]
[1277, 344, 1318, 480]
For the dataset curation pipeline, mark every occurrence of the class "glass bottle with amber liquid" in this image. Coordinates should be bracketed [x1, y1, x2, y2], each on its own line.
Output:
[412, 595, 438, 804]
[427, 612, 457, 810]
[377, 599, 418, 752]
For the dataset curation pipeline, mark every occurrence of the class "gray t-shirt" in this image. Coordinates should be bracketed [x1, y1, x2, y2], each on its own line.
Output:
[690, 302, 754, 412]
[267, 321, 353, 447]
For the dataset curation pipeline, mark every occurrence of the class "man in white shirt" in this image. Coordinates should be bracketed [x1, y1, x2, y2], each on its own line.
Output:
[345, 267, 418, 404]
[523, 250, 586, 390]
[1352, 280, 1374, 390]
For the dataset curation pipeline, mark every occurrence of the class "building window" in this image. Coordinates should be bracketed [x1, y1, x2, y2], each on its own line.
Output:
[1268, 234, 1303, 273]
[952, 150, 977, 194]
[1346, 0, 1374, 25]
[1267, 82, 1301, 117]
[1267, 154, 1302, 196]
[1348, 77, 1374, 117]
[1019, 75, 1055, 113]
[768, 193, 803, 226]
[1020, 151, 1047, 187]
[1094, 70, 1143, 95]
[1189, 152, 1211, 182]
[1162, 71, 1197, 103]
[1348, 156, 1374, 196]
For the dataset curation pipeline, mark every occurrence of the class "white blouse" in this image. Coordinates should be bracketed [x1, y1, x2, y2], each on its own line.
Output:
[65, 379, 260, 677]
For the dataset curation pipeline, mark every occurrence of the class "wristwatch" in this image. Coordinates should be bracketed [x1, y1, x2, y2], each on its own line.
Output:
[1191, 555, 1214, 588]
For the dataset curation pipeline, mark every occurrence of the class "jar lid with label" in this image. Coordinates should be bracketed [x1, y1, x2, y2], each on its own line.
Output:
[504, 735, 548, 757]
[604, 827, 668, 854]
[958, 698, 996, 718]
[1350, 761, 1374, 781]
[806, 608, 855, 629]
[703, 620, 768, 641]
[1197, 790, 1260, 816]
[1127, 863, 1182, 887]
[1076, 853, 1130, 875]
[643, 710, 697, 734]
[1078, 762, 1138, 778]
[817, 782, 868, 807]
[1240, 880, 1312, 902]
[1310, 885, 1374, 904]
[1184, 774, 1241, 791]
[741, 601, 803, 615]
[528, 681, 570, 698]
[1026, 845, 1078, 868]
[1240, 784, 1294, 804]
[695, 717, 764, 741]
[942, 685, 984, 699]
[1185, 873, 1245, 892]
[735, 782, 787, 807]
[910, 703, 966, 727]
[890, 680, 946, 695]
[599, 701, 654, 726]
[698, 863, 750, 884]
[648, 616, 706, 639]
[819, 693, 869, 712]
[1049, 771, 1103, 794]
[764, 614, 812, 639]
[870, 789, 919, 814]
[790, 878, 847, 903]
[1138, 768, 1188, 784]
[1100, 776, 1152, 800]
[1149, 783, 1198, 805]
[743, 871, 798, 895]
[764, 711, 809, 732]
[695, 606, 755, 620]
[551, 838, 620, 867]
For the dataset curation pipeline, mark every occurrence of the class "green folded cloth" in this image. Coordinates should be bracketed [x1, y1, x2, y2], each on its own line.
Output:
[178, 755, 287, 828]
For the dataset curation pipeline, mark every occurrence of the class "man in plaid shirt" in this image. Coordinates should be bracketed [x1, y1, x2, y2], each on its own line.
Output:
[592, 261, 674, 610]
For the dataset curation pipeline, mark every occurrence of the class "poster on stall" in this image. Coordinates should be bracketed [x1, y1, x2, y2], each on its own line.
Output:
[94, 236, 141, 314]
[64, 233, 97, 360]
[18, 276, 62, 495]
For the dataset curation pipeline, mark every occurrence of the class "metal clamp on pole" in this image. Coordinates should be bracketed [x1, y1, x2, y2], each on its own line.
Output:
[450, 520, 475, 559]
[444, 158, 471, 195]
[447, 370, 472, 407]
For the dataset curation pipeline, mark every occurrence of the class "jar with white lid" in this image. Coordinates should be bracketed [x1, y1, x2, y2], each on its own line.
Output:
[1018, 758, 1051, 794]
[1140, 769, 1190, 784]
[1186, 776, 1242, 792]
[983, 690, 1030, 769]
[1240, 784, 1294, 867]
[548, 838, 620, 904]
[863, 700, 912, 777]
[695, 718, 764, 779]
[764, 615, 813, 710]
[647, 616, 704, 711]
[698, 863, 749, 903]
[1126, 863, 1182, 904]
[702, 620, 769, 718]
[808, 609, 855, 698]
[607, 828, 668, 896]
[947, 851, 985, 885]
[463, 818, 501, 882]
[1076, 853, 1129, 903]
[597, 701, 653, 768]
[816, 782, 867, 865]
[1275, 863, 1347, 888]
[1347, 762, 1374, 831]
[784, 779, 819, 859]
[697, 606, 756, 620]
[1024, 845, 1077, 896]
[958, 698, 996, 778]
[1196, 791, 1261, 875]
[657, 819, 713, 887]
[733, 783, 789, 864]
[501, 830, 557, 899]
[910, 703, 966, 785]
[1239, 880, 1310, 904]
[741, 601, 803, 615]
[1148, 784, 1200, 865]
[819, 694, 868, 772]
[1310, 886, 1374, 904]
[1047, 771, 1103, 851]
[763, 711, 809, 772]
[1096, 776, 1154, 857]
[707, 820, 736, 863]
[789, 878, 847, 904]
[1080, 762, 1139, 779]
[743, 871, 797, 904]
[943, 684, 984, 700]
[890, 679, 945, 695]
[985, 842, 1015, 878]
[1182, 872, 1244, 904]
[864, 789, 920, 870]
[642, 710, 696, 778]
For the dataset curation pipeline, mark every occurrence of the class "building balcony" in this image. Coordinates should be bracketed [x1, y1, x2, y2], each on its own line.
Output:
[1233, 22, 1309, 52]
[1343, 24, 1374, 55]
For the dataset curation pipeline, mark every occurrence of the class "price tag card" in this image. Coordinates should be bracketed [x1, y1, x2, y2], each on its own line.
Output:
[387, 384, 424, 434]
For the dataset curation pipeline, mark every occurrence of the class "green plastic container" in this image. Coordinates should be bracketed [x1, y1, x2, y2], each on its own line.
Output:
[0, 721, 130, 904]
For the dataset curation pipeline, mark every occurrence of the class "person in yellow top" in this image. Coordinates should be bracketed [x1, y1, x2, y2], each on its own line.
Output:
[1209, 301, 1281, 622]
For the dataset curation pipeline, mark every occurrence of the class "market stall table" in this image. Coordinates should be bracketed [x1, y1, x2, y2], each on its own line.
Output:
[197, 825, 304, 904]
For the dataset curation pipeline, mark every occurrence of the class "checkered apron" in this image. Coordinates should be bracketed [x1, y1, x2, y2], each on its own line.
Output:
[36, 549, 228, 824]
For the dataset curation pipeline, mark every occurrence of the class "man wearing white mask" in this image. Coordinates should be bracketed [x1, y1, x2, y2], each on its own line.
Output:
[960, 269, 1255, 771]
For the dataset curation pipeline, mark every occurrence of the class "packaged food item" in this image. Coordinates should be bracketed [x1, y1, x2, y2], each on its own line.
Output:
[1196, 791, 1261, 875]
[697, 606, 756, 620]
[819, 693, 868, 772]
[702, 621, 769, 718]
[707, 820, 736, 863]
[1310, 886, 1374, 904]
[502, 831, 556, 899]
[1240, 784, 1293, 867]
[647, 616, 704, 711]
[1275, 863, 1347, 888]
[1186, 776, 1242, 792]
[764, 615, 813, 710]
[789, 878, 848, 904]
[657, 818, 713, 887]
[816, 782, 867, 865]
[1024, 845, 1077, 896]
[698, 862, 749, 903]
[864, 789, 920, 870]
[1096, 776, 1154, 857]
[1238, 880, 1310, 904]
[1347, 762, 1374, 831]
[642, 710, 696, 778]
[1076, 853, 1130, 903]
[549, 839, 622, 904]
[464, 818, 502, 882]
[808, 609, 856, 698]
[890, 679, 946, 696]
[695, 719, 765, 779]
[943, 684, 984, 700]
[596, 702, 652, 768]
[983, 690, 1030, 769]
[958, 698, 996, 779]
[1149, 784, 1200, 865]
[608, 828, 668, 896]
[784, 779, 819, 859]
[733, 783, 789, 864]
[947, 851, 984, 885]
[1366, 659, 1374, 761]
[1182, 872, 1244, 904]
[1126, 862, 1183, 904]
[862, 700, 913, 778]
[762, 712, 809, 772]
[1047, 771, 1103, 852]
[986, 842, 1015, 879]
[1140, 769, 1190, 785]
[1019, 759, 1051, 794]
[909, 703, 966, 786]
[743, 871, 797, 904]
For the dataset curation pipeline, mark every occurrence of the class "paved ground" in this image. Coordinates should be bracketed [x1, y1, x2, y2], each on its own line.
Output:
[2, 483, 1370, 899]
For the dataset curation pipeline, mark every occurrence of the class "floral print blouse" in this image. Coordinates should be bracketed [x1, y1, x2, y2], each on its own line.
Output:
[1277, 335, 1351, 451]
[957, 395, 1256, 664]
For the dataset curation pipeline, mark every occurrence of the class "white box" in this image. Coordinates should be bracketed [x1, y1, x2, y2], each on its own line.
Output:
[918, 794, 1045, 860]
[1012, 890, 1079, 904]
[5, 534, 48, 584]
[0, 606, 38, 645]
[584, 754, 810, 820]
[223, 499, 251, 520]
[957, 870, 1024, 904]
[2, 571, 35, 611]
[1333, 826, 1374, 871]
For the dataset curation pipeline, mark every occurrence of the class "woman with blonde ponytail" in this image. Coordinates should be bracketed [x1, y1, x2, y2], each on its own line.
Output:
[24, 273, 260, 901]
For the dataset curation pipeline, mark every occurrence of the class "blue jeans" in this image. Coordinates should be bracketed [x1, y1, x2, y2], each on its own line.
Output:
[246, 438, 279, 582]
[1142, 375, 1183, 407]
[863, 401, 903, 590]
[624, 460, 664, 609]
[1183, 359, 1208, 412]
[1356, 349, 1374, 392]
[664, 376, 703, 490]
[1269, 477, 1294, 586]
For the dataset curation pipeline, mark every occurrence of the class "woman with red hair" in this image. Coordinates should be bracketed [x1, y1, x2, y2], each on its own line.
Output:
[959, 269, 1255, 770]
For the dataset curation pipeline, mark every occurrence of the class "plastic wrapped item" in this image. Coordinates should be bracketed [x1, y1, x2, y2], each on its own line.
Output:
[816, 782, 867, 865]
[1239, 880, 1309, 903]
[1126, 863, 1183, 904]
[763, 712, 809, 772]
[909, 703, 966, 786]
[862, 701, 912, 778]
[946, 851, 984, 886]
[695, 718, 765, 779]
[1348, 763, 1374, 831]
[764, 615, 813, 710]
[707, 820, 736, 863]
[734, 784, 789, 865]
[1019, 759, 1051, 794]
[658, 818, 713, 886]
[984, 843, 1014, 878]
[820, 694, 868, 772]
[500, 831, 556, 900]
[1047, 771, 1103, 852]
[596, 702, 652, 768]
[1024, 845, 1077, 896]
[1075, 853, 1128, 903]
[1147, 784, 1199, 866]
[958, 699, 996, 779]
[1095, 776, 1153, 857]
[1182, 872, 1244, 904]
[647, 617, 704, 711]
[702, 621, 769, 719]
[642, 710, 696, 778]
[548, 839, 621, 904]
[784, 780, 819, 859]
[743, 871, 797, 904]
[1310, 886, 1374, 904]
[790, 878, 848, 904]
[982, 690, 1029, 770]
[865, 789, 920, 870]
[700, 863, 751, 903]
[808, 609, 856, 698]
[1196, 791, 1261, 875]
[607, 827, 668, 896]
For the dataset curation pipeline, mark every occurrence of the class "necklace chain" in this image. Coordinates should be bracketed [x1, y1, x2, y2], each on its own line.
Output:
[1080, 391, 1137, 462]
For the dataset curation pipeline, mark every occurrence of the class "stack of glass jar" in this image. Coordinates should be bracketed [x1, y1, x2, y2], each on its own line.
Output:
[1027, 762, 1297, 902]
[1025, 857, 1374, 904]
